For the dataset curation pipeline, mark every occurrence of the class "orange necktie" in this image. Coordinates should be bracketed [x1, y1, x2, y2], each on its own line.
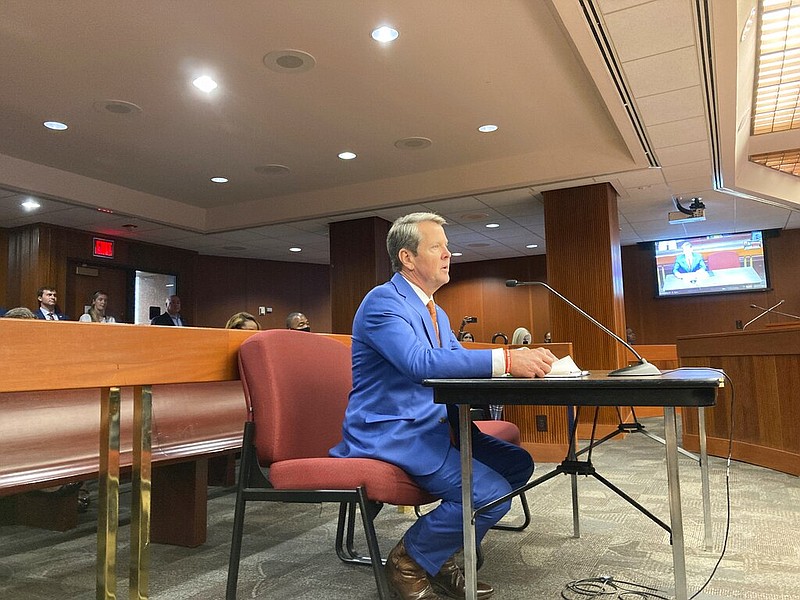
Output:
[427, 300, 440, 346]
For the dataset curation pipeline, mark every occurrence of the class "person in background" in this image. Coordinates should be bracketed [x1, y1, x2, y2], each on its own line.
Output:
[79, 290, 116, 323]
[3, 307, 36, 319]
[150, 295, 188, 326]
[330, 212, 555, 600]
[33, 286, 69, 320]
[672, 241, 709, 281]
[459, 331, 475, 342]
[512, 327, 532, 345]
[544, 332, 552, 343]
[225, 311, 261, 330]
[626, 327, 637, 344]
[285, 311, 310, 331]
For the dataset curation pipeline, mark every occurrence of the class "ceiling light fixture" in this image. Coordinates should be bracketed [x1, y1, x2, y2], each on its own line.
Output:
[43, 121, 68, 131]
[478, 124, 498, 133]
[338, 151, 357, 160]
[486, 223, 500, 228]
[97, 207, 114, 214]
[192, 75, 218, 93]
[371, 26, 399, 43]
[526, 244, 539, 249]
[451, 252, 463, 257]
[289, 247, 302, 253]
[210, 177, 229, 183]
[21, 199, 41, 211]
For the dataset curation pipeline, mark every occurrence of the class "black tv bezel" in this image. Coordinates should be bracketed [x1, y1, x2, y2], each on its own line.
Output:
[651, 229, 776, 299]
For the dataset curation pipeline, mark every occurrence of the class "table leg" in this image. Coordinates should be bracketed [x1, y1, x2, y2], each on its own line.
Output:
[698, 407, 712, 550]
[567, 406, 580, 538]
[97, 387, 121, 600]
[130, 385, 153, 600]
[459, 404, 478, 600]
[663, 407, 688, 600]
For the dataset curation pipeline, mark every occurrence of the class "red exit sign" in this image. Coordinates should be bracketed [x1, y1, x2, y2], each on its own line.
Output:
[93, 237, 114, 258]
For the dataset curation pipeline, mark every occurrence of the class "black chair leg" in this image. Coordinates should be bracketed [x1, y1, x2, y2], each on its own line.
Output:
[490, 491, 531, 532]
[226, 423, 256, 600]
[356, 488, 392, 600]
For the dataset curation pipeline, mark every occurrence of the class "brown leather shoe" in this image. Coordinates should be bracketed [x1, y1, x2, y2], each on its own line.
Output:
[385, 538, 444, 600]
[429, 556, 494, 599]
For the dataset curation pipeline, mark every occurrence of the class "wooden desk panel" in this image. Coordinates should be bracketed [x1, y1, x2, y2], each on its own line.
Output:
[677, 326, 800, 475]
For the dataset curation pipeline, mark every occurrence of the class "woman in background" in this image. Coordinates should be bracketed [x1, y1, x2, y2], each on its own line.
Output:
[512, 327, 532, 345]
[79, 291, 116, 323]
[225, 311, 261, 330]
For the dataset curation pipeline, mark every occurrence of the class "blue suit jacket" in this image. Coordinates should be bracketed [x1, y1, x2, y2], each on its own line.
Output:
[330, 273, 493, 477]
[673, 252, 707, 275]
[33, 308, 69, 320]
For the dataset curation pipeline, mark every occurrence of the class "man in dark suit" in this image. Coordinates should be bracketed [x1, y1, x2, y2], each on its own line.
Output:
[150, 295, 188, 326]
[33, 286, 69, 320]
[330, 213, 555, 600]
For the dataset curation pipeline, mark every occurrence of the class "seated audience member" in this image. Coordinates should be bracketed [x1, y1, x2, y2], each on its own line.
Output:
[672, 242, 709, 281]
[512, 327, 532, 345]
[2, 307, 36, 319]
[544, 331, 552, 343]
[626, 327, 637, 344]
[285, 311, 310, 331]
[459, 331, 475, 342]
[150, 295, 188, 326]
[225, 311, 261, 330]
[33, 286, 69, 320]
[79, 290, 116, 323]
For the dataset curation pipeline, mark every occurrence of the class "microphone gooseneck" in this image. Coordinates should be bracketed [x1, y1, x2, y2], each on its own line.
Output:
[742, 299, 786, 330]
[749, 302, 800, 321]
[505, 279, 661, 377]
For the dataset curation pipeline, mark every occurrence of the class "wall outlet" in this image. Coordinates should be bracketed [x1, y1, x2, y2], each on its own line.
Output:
[266, 307, 273, 313]
[535, 414, 548, 432]
[735, 320, 743, 330]
[258, 306, 266, 316]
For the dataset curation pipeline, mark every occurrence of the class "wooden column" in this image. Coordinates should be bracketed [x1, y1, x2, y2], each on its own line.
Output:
[543, 183, 628, 436]
[329, 217, 391, 334]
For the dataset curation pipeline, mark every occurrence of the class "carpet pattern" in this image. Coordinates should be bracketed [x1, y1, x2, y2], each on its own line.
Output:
[1, 417, 799, 599]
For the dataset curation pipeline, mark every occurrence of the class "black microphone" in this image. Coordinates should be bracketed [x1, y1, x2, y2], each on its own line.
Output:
[505, 279, 661, 376]
[743, 299, 785, 330]
[749, 302, 800, 321]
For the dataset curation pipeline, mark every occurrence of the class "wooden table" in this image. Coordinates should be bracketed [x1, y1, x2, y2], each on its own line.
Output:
[425, 369, 723, 600]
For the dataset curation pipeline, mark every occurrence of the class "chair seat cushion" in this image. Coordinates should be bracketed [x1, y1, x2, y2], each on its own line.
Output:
[269, 457, 437, 506]
[475, 420, 521, 446]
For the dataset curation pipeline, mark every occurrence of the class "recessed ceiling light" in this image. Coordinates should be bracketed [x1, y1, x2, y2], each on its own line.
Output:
[338, 151, 357, 160]
[451, 252, 463, 257]
[43, 121, 68, 131]
[210, 177, 229, 183]
[371, 26, 399, 43]
[97, 207, 114, 214]
[526, 244, 538, 249]
[289, 247, 302, 253]
[192, 75, 218, 93]
[486, 223, 500, 228]
[478, 124, 498, 133]
[21, 199, 41, 211]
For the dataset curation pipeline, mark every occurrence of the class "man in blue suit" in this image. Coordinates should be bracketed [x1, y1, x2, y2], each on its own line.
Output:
[331, 213, 556, 600]
[33, 286, 69, 320]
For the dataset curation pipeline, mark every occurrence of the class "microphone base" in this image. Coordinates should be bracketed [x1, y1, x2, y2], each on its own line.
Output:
[608, 360, 662, 377]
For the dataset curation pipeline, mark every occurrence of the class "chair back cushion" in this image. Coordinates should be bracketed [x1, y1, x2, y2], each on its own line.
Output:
[707, 251, 740, 270]
[238, 330, 352, 464]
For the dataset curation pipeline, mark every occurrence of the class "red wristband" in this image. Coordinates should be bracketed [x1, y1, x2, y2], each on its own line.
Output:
[504, 348, 511, 375]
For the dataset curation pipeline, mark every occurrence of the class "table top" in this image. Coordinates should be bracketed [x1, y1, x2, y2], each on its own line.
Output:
[424, 368, 723, 407]
[661, 266, 762, 293]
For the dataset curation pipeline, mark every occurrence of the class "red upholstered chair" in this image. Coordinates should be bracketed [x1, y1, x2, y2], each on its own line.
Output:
[707, 251, 740, 270]
[226, 330, 436, 600]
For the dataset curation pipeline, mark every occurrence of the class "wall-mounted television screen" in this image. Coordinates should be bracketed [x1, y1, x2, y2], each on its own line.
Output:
[654, 231, 770, 298]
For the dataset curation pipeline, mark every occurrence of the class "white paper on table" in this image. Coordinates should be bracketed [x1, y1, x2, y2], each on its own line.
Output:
[544, 355, 589, 378]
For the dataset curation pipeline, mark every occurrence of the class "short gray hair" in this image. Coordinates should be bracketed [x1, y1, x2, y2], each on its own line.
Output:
[387, 212, 446, 273]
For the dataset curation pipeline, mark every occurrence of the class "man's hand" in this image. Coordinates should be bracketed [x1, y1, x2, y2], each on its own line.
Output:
[508, 346, 557, 378]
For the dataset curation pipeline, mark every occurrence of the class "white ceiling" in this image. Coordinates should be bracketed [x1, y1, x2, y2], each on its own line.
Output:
[1, 0, 799, 264]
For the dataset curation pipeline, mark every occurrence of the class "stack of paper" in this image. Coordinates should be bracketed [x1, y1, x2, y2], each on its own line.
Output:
[544, 355, 587, 378]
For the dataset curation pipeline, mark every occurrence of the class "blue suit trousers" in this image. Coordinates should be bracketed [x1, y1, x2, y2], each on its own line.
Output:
[403, 432, 534, 576]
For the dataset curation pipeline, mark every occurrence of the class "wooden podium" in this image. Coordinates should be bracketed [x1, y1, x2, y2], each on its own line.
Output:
[677, 324, 800, 476]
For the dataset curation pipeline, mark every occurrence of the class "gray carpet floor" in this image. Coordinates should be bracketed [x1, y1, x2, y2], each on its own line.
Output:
[1, 417, 799, 599]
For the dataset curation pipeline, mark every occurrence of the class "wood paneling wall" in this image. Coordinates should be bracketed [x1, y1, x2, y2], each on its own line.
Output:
[329, 217, 391, 334]
[0, 228, 8, 310]
[437, 255, 550, 344]
[193, 255, 331, 330]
